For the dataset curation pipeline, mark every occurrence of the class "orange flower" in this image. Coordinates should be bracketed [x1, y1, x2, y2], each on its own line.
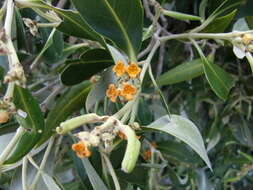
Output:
[126, 62, 141, 78]
[113, 60, 126, 77]
[143, 150, 152, 161]
[118, 131, 141, 140]
[72, 141, 92, 158]
[120, 82, 137, 101]
[106, 84, 119, 102]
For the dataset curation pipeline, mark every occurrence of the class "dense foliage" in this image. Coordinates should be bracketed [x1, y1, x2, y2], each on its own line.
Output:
[1, 0, 253, 189]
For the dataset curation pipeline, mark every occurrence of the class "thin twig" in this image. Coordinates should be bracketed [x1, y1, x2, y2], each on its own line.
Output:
[22, 157, 29, 190]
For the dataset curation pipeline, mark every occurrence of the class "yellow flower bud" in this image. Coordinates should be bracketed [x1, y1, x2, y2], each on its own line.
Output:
[0, 110, 9, 124]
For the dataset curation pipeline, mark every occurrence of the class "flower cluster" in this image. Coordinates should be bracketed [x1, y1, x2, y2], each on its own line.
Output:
[106, 61, 141, 102]
[72, 141, 92, 158]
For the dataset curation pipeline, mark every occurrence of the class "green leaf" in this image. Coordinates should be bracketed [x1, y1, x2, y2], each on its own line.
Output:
[4, 85, 44, 164]
[72, 0, 143, 59]
[145, 114, 212, 170]
[16, 0, 105, 44]
[202, 10, 237, 33]
[15, 8, 29, 51]
[202, 60, 234, 100]
[116, 166, 149, 188]
[4, 132, 40, 164]
[61, 49, 113, 86]
[192, 40, 234, 100]
[42, 29, 64, 63]
[31, 28, 57, 69]
[81, 158, 108, 190]
[37, 81, 92, 146]
[157, 141, 201, 164]
[157, 59, 204, 86]
[13, 85, 44, 131]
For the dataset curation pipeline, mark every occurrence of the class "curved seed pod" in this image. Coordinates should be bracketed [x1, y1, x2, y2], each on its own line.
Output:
[56, 113, 104, 135]
[119, 124, 141, 173]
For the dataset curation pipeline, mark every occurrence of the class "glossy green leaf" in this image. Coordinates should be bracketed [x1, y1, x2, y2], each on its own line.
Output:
[202, 60, 234, 100]
[72, 0, 143, 59]
[13, 85, 44, 131]
[4, 85, 44, 164]
[15, 8, 29, 51]
[192, 40, 234, 100]
[202, 10, 237, 33]
[16, 0, 105, 44]
[145, 114, 212, 170]
[4, 132, 39, 164]
[37, 81, 92, 146]
[157, 141, 201, 164]
[157, 59, 204, 86]
[42, 28, 64, 64]
[116, 166, 149, 188]
[61, 49, 113, 86]
[31, 28, 56, 69]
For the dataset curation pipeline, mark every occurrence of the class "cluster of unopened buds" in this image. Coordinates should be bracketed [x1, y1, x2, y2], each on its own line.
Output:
[106, 61, 142, 102]
[232, 33, 253, 59]
[4, 65, 26, 86]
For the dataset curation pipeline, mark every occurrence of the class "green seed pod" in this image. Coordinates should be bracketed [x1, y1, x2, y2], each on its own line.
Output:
[56, 114, 102, 135]
[119, 125, 141, 173]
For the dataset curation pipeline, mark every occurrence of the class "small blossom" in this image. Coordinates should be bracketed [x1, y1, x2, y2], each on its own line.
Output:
[106, 84, 120, 102]
[72, 141, 92, 158]
[242, 34, 253, 45]
[113, 60, 126, 77]
[120, 82, 137, 101]
[126, 62, 141, 78]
